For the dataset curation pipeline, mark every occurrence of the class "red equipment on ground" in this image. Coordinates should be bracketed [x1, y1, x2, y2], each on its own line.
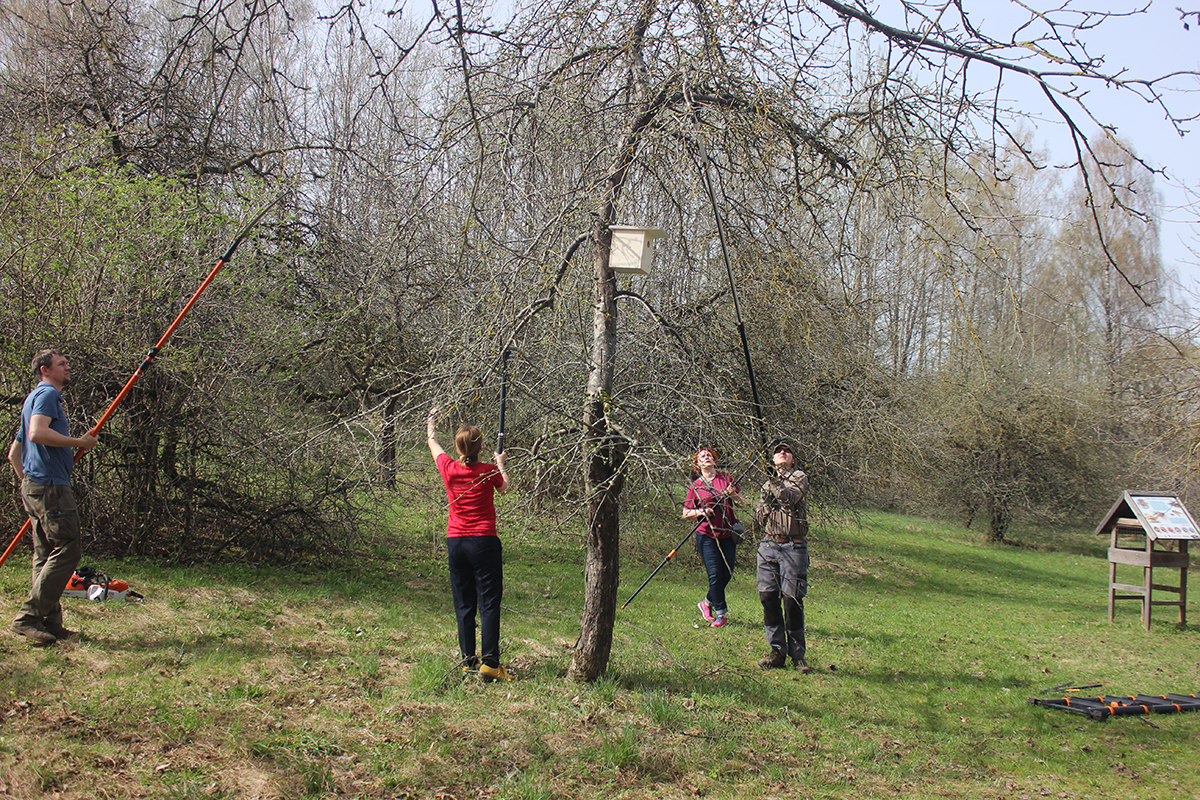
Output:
[61, 566, 143, 603]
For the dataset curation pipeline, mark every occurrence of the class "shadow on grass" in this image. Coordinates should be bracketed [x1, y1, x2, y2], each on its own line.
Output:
[596, 655, 1044, 738]
[821, 529, 1106, 616]
[95, 630, 275, 659]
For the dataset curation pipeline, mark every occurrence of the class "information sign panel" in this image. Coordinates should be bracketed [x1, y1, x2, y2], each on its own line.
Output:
[1129, 495, 1200, 540]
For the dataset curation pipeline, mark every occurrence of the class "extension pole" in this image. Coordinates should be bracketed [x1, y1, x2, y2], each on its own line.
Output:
[621, 524, 698, 610]
[683, 76, 769, 451]
[496, 344, 511, 453]
[621, 448, 767, 609]
[0, 195, 281, 569]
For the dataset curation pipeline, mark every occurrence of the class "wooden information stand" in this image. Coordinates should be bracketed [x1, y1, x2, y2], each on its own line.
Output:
[1095, 491, 1197, 630]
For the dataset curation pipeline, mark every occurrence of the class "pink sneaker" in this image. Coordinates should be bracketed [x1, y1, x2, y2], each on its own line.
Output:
[697, 599, 714, 622]
[711, 614, 727, 628]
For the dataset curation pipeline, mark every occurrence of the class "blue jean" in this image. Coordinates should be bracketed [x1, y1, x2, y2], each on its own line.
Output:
[696, 532, 736, 615]
[447, 535, 503, 668]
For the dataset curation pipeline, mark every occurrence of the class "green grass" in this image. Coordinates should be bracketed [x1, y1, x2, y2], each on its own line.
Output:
[1, 508, 1198, 799]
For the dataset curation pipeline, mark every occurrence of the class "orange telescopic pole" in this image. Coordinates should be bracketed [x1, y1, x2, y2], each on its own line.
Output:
[0, 195, 281, 569]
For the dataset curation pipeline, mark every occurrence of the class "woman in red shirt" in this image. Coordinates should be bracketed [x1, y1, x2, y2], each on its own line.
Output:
[426, 406, 511, 681]
[682, 447, 742, 627]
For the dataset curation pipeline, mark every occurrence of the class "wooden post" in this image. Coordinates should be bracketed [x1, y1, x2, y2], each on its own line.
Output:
[1142, 534, 1152, 630]
[1181, 542, 1189, 626]
[1108, 525, 1118, 623]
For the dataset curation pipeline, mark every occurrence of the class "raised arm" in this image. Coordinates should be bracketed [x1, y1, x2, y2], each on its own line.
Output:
[426, 406, 446, 461]
[494, 450, 512, 494]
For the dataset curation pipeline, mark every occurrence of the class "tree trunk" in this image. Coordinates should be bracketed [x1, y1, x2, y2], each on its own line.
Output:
[987, 499, 1010, 543]
[379, 394, 399, 489]
[571, 403, 627, 680]
[569, 222, 625, 682]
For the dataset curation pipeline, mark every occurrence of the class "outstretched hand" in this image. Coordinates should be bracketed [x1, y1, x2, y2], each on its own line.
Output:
[426, 406, 445, 456]
[425, 406, 447, 459]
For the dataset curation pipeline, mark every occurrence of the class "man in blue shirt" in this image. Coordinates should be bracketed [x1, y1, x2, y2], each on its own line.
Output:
[7, 350, 97, 645]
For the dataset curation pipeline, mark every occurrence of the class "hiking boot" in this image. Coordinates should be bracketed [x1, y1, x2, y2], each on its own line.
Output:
[758, 649, 786, 669]
[795, 656, 813, 674]
[697, 599, 714, 623]
[479, 664, 511, 683]
[44, 623, 77, 641]
[710, 613, 727, 628]
[10, 620, 56, 646]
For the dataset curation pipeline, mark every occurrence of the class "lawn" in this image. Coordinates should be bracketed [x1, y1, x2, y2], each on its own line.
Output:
[0, 507, 1196, 799]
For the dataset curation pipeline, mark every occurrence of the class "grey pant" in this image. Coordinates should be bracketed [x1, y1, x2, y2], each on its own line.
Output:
[756, 539, 809, 661]
[15, 480, 82, 627]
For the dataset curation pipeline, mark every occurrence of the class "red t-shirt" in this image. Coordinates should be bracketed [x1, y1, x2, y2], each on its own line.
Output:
[436, 453, 505, 537]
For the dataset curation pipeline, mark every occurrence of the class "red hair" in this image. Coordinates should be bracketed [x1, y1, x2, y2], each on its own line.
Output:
[690, 447, 718, 473]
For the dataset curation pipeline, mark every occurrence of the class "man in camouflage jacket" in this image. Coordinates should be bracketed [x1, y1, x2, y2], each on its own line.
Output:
[754, 439, 812, 672]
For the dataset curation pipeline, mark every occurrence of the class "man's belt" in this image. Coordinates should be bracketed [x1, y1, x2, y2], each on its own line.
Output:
[764, 534, 806, 544]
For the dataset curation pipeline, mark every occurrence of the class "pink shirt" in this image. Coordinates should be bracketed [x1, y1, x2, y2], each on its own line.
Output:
[684, 472, 740, 539]
[436, 453, 505, 537]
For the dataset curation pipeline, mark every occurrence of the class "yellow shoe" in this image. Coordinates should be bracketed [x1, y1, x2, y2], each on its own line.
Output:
[479, 664, 511, 683]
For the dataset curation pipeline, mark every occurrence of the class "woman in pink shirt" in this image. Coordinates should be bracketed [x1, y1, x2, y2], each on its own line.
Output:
[426, 406, 511, 681]
[682, 447, 742, 627]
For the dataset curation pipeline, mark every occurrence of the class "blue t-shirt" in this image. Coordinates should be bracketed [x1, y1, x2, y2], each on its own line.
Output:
[15, 382, 74, 486]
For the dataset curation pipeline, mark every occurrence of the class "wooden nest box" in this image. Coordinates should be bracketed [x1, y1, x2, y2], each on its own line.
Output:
[1095, 491, 1197, 630]
[608, 225, 665, 275]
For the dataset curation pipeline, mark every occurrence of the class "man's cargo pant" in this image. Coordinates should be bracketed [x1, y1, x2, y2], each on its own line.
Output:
[14, 479, 82, 629]
[756, 538, 808, 663]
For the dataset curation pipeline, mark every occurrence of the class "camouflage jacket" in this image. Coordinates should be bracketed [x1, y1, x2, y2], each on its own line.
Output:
[754, 466, 809, 541]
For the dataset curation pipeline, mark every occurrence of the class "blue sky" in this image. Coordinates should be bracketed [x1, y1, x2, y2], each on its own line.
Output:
[980, 1, 1200, 290]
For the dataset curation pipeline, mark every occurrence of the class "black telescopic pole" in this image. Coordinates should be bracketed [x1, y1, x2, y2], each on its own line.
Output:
[621, 446, 768, 610]
[496, 344, 510, 453]
[0, 194, 282, 570]
[683, 76, 769, 452]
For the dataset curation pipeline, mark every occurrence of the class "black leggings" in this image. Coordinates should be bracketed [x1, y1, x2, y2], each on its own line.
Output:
[447, 535, 503, 668]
